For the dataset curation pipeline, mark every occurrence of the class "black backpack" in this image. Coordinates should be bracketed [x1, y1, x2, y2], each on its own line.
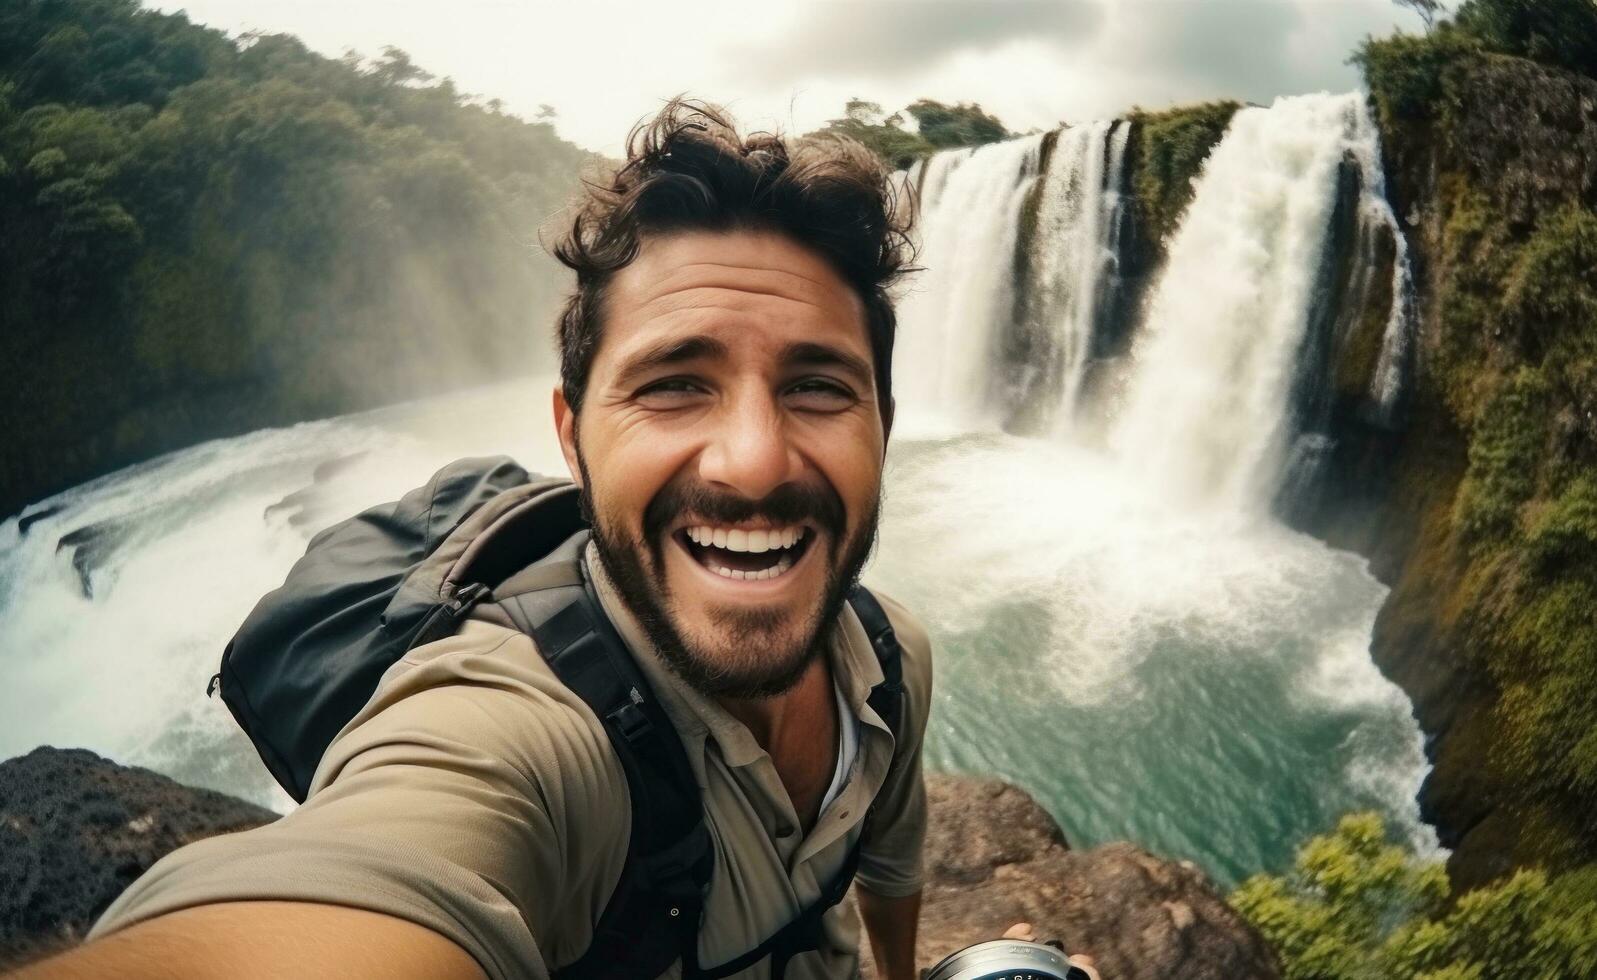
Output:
[212, 455, 906, 979]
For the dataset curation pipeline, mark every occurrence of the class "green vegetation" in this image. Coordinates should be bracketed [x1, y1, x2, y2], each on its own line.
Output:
[1124, 100, 1241, 245]
[1232, 813, 1597, 979]
[806, 98, 1013, 169]
[0, 0, 591, 518]
[1349, 0, 1597, 880]
[1355, 0, 1597, 128]
[1453, 0, 1597, 78]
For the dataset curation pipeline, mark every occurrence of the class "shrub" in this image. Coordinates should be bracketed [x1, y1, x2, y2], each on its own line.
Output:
[1232, 814, 1597, 979]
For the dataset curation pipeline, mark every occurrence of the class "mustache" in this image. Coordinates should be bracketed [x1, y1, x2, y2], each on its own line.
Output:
[643, 479, 846, 543]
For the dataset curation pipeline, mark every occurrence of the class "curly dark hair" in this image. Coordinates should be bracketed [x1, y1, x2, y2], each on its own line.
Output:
[549, 96, 919, 423]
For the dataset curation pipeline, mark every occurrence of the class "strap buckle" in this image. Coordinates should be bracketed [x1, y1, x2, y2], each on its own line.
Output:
[607, 698, 654, 743]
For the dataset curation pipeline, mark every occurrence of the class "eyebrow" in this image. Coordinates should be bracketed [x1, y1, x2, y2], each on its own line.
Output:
[611, 335, 875, 390]
[613, 335, 729, 386]
[782, 341, 873, 388]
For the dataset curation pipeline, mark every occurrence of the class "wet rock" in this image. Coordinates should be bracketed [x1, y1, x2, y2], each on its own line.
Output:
[0, 747, 276, 970]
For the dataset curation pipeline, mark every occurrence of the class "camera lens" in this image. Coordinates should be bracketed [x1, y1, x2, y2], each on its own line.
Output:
[923, 939, 1090, 980]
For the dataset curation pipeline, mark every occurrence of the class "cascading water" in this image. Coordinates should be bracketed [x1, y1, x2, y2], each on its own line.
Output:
[893, 120, 1133, 435]
[1011, 120, 1132, 432]
[1110, 91, 1409, 513]
[0, 90, 1437, 887]
[893, 135, 1046, 427]
[881, 90, 1437, 882]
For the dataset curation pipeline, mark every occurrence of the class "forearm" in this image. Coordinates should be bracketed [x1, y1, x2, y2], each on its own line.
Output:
[6, 902, 486, 980]
[857, 884, 922, 980]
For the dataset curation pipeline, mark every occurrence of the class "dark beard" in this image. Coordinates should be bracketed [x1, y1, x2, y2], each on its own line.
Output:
[577, 448, 881, 700]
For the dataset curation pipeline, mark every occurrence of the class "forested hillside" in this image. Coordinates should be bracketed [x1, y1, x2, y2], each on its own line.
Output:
[0, 0, 593, 519]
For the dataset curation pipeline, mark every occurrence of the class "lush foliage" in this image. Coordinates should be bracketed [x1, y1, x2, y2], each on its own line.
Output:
[1351, 27, 1481, 124]
[1355, 0, 1597, 126]
[0, 0, 591, 518]
[1233, 813, 1597, 979]
[1453, 0, 1597, 78]
[806, 98, 1013, 169]
[1125, 100, 1241, 245]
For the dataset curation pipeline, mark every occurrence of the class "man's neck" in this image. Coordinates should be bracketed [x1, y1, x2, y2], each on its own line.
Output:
[719, 652, 840, 834]
[715, 652, 834, 750]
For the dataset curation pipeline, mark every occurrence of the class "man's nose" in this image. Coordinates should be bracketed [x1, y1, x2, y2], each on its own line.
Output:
[696, 387, 804, 501]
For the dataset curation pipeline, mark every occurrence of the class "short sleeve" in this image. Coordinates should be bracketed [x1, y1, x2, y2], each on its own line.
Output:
[854, 591, 934, 898]
[89, 621, 630, 980]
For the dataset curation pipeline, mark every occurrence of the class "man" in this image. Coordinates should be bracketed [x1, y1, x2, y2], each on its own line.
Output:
[12, 99, 1098, 980]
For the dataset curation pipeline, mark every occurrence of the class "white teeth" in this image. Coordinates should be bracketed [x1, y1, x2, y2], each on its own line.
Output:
[685, 525, 808, 552]
[702, 551, 797, 582]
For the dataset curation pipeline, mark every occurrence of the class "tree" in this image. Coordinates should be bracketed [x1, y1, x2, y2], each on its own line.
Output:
[903, 99, 1012, 150]
[1453, 0, 1597, 78]
[1395, 0, 1447, 32]
[370, 45, 433, 87]
[806, 96, 1015, 169]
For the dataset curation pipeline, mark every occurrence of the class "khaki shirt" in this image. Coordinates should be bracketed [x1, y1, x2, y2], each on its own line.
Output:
[91, 542, 934, 980]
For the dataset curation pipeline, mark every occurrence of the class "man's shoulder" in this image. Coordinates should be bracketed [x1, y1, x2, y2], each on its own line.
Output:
[316, 611, 623, 798]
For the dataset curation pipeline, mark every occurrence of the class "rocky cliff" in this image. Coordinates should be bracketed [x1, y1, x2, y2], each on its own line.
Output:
[1309, 44, 1597, 889]
[0, 748, 1279, 977]
[0, 747, 276, 969]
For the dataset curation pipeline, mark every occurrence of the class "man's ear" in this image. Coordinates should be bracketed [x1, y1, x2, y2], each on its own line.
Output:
[882, 394, 895, 453]
[553, 385, 583, 487]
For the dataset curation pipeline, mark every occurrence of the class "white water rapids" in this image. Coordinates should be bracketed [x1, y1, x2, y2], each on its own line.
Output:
[0, 91, 1436, 885]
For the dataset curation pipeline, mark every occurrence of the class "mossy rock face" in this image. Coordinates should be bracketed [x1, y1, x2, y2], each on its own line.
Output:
[1331, 34, 1597, 888]
[1123, 101, 1241, 250]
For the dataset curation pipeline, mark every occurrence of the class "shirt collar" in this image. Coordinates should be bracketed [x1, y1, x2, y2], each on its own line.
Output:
[580, 541, 890, 778]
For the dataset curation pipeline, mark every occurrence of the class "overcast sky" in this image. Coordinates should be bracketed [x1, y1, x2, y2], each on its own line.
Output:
[150, 0, 1425, 155]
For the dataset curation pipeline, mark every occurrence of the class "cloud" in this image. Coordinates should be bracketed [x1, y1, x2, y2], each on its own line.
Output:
[149, 0, 1421, 155]
[1117, 0, 1304, 100]
[733, 0, 1104, 84]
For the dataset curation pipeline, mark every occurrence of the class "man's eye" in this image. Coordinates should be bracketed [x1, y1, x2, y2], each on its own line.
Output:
[786, 378, 855, 408]
[638, 378, 703, 399]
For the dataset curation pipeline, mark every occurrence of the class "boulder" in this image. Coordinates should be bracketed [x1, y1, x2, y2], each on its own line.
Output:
[0, 747, 276, 969]
[859, 774, 1282, 980]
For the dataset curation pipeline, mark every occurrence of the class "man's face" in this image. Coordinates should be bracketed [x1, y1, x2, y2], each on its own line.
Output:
[554, 228, 889, 700]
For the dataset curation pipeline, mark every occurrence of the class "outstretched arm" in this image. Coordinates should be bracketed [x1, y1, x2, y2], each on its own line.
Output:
[13, 623, 628, 980]
[858, 884, 922, 980]
[7, 902, 485, 980]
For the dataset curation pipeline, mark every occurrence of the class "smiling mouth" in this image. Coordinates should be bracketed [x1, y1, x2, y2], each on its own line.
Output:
[672, 524, 815, 582]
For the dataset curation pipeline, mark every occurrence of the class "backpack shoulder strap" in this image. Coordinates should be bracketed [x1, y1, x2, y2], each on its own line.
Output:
[849, 584, 905, 751]
[493, 536, 710, 980]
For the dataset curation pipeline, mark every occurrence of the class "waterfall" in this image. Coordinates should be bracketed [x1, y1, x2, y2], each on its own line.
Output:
[892, 135, 1045, 427]
[0, 90, 1440, 884]
[1351, 107, 1418, 428]
[895, 121, 1133, 434]
[1007, 120, 1133, 433]
[1109, 92, 1404, 514]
